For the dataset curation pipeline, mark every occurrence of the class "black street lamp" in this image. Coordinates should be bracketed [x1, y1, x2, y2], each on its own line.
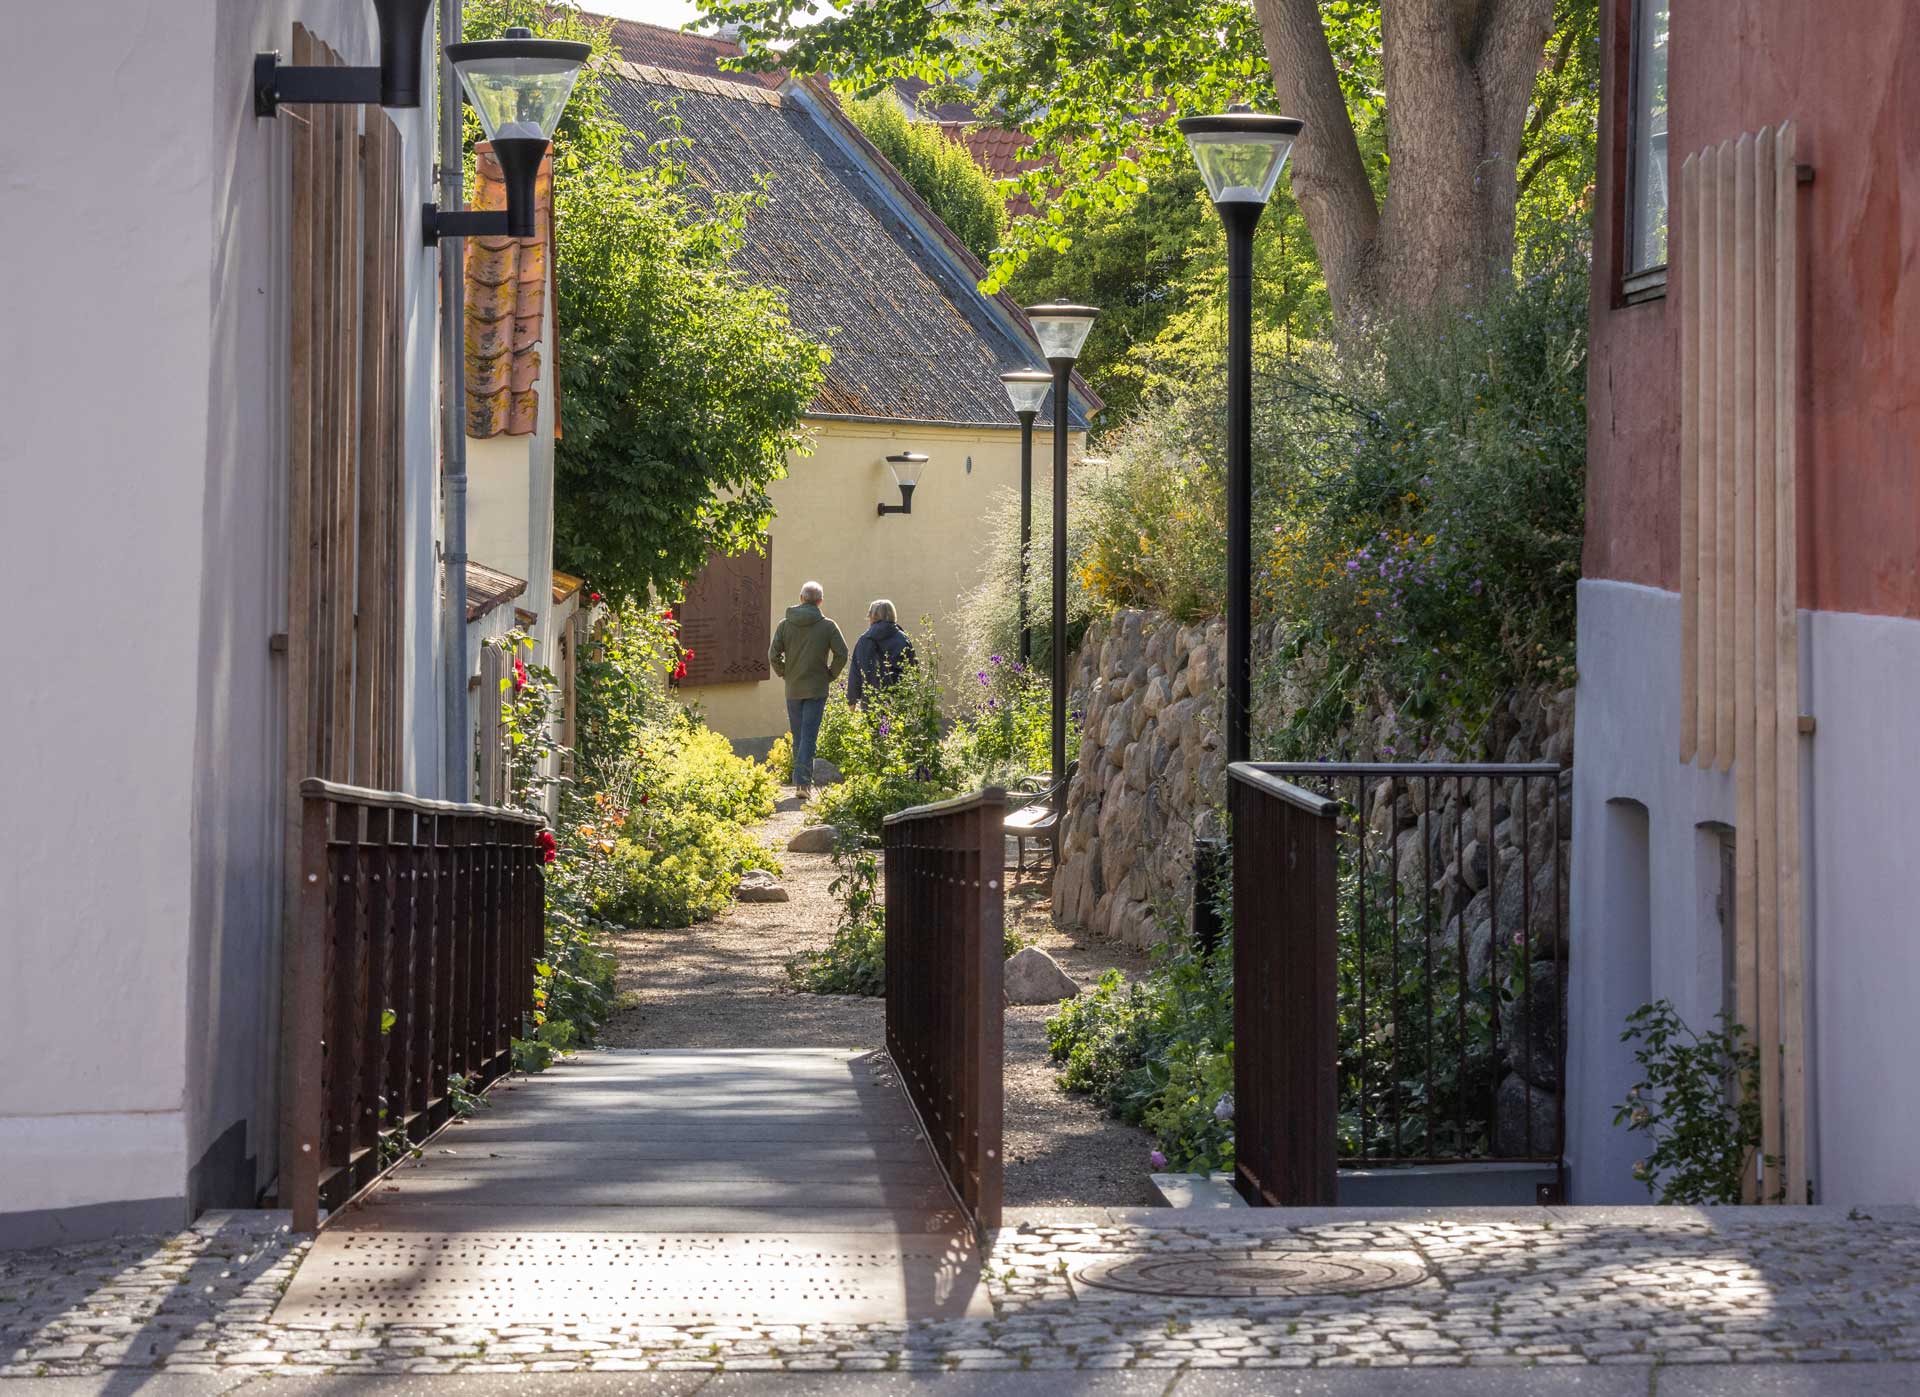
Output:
[999, 368, 1054, 666]
[1176, 104, 1301, 765]
[1020, 303, 1098, 787]
[423, 29, 590, 244]
[255, 0, 436, 116]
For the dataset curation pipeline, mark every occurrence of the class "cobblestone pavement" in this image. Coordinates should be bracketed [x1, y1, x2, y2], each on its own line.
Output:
[5, 1206, 1920, 1381]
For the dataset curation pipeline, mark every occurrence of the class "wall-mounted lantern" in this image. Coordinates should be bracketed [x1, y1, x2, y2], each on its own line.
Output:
[255, 0, 437, 116]
[877, 452, 930, 517]
[422, 29, 590, 245]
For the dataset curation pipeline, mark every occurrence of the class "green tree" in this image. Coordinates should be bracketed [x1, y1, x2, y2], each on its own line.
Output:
[465, 0, 828, 602]
[704, 0, 1598, 323]
[838, 90, 1007, 261]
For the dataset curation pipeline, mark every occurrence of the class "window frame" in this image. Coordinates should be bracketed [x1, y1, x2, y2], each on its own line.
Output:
[1621, 0, 1671, 300]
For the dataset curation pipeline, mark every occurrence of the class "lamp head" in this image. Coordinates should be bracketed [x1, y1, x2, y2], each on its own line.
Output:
[447, 26, 591, 143]
[1176, 104, 1303, 206]
[1021, 301, 1099, 363]
[999, 368, 1053, 416]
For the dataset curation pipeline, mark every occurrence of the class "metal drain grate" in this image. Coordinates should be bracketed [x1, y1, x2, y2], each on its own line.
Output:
[277, 1231, 991, 1324]
[1074, 1248, 1430, 1299]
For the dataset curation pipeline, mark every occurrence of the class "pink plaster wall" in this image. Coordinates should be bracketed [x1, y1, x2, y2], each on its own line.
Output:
[1585, 0, 1920, 619]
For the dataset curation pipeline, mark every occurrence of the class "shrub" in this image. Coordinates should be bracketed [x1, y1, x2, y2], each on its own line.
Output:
[953, 478, 1102, 682]
[593, 804, 779, 927]
[812, 773, 952, 845]
[1614, 1000, 1773, 1205]
[1046, 928, 1237, 1173]
[837, 89, 1006, 262]
[786, 845, 888, 995]
[942, 656, 1054, 786]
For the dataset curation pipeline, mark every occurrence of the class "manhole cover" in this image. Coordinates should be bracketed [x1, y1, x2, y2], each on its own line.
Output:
[1075, 1248, 1429, 1298]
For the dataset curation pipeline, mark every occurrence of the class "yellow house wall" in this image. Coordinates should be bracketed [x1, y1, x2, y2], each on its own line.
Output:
[681, 417, 1083, 746]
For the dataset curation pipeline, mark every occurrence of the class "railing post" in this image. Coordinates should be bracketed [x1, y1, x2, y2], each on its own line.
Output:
[1230, 765, 1340, 1206]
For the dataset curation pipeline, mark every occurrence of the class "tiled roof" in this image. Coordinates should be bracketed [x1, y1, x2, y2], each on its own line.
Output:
[466, 561, 529, 623]
[591, 12, 783, 87]
[892, 75, 982, 124]
[464, 142, 554, 439]
[942, 123, 1044, 218]
[604, 63, 1092, 428]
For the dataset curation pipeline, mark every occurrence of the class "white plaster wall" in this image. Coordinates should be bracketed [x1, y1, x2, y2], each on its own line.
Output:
[0, 0, 445, 1228]
[1568, 579, 1920, 1205]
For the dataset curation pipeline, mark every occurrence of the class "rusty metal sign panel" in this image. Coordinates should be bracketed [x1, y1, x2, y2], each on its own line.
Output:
[275, 1229, 990, 1324]
[679, 543, 773, 686]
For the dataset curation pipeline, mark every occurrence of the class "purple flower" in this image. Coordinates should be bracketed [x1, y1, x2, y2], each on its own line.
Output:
[978, 671, 989, 685]
[876, 720, 891, 738]
[990, 654, 1002, 665]
[1148, 1149, 1168, 1170]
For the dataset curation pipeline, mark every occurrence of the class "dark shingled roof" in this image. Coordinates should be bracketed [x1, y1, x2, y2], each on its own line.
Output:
[604, 62, 1091, 429]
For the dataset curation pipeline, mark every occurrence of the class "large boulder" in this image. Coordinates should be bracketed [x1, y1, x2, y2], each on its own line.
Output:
[1494, 1072, 1560, 1157]
[811, 757, 845, 786]
[787, 824, 839, 854]
[1003, 946, 1080, 1004]
[735, 869, 789, 903]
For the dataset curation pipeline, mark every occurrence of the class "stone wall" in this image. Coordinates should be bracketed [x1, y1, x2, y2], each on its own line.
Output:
[1053, 610, 1229, 949]
[1051, 606, 1577, 1154]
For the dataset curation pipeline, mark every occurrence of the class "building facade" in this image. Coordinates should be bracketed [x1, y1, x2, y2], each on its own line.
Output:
[1569, 0, 1920, 1203]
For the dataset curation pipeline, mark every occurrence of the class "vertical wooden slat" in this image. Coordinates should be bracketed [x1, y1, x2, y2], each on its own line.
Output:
[310, 86, 339, 782]
[1713, 140, 1737, 770]
[1696, 143, 1720, 767]
[329, 111, 362, 783]
[1731, 136, 1760, 1202]
[1751, 126, 1784, 1200]
[352, 115, 392, 787]
[1678, 153, 1700, 765]
[1774, 121, 1808, 1205]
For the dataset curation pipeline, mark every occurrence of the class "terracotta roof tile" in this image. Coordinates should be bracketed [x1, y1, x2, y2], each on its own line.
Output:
[589, 13, 784, 87]
[464, 142, 555, 440]
[466, 561, 529, 622]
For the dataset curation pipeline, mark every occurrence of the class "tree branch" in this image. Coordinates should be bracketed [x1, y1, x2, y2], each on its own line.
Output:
[1249, 0, 1381, 318]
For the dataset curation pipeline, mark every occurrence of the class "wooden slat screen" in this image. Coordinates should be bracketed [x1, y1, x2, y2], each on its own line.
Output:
[678, 543, 774, 685]
[285, 24, 408, 802]
[1676, 122, 1807, 1203]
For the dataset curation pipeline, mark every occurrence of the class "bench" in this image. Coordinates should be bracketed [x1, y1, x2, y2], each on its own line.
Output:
[1004, 761, 1076, 874]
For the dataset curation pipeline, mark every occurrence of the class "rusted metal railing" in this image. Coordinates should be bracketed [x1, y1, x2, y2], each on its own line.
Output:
[1229, 765, 1341, 1206]
[1234, 761, 1570, 1205]
[280, 779, 546, 1231]
[882, 788, 1006, 1233]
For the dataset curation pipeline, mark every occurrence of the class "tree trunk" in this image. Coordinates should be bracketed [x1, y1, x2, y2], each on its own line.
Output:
[1253, 0, 1556, 324]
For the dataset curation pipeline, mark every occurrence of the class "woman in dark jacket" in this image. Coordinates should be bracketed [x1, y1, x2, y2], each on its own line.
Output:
[848, 599, 916, 708]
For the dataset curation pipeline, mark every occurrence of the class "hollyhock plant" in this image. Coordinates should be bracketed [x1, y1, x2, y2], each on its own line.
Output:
[535, 829, 557, 864]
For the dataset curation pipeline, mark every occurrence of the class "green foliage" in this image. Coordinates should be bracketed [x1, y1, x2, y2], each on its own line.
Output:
[1046, 933, 1237, 1173]
[467, 2, 827, 605]
[942, 657, 1055, 786]
[704, 0, 1597, 310]
[572, 598, 683, 793]
[1261, 244, 1589, 752]
[951, 477, 1102, 682]
[838, 90, 1006, 261]
[786, 846, 888, 995]
[1615, 1000, 1773, 1205]
[809, 624, 958, 840]
[811, 774, 953, 846]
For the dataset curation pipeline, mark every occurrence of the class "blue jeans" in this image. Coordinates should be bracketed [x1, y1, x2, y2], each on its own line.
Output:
[787, 696, 826, 786]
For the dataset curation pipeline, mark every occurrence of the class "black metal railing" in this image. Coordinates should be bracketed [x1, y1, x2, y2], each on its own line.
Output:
[1232, 761, 1570, 1204]
[882, 788, 1006, 1233]
[280, 780, 546, 1231]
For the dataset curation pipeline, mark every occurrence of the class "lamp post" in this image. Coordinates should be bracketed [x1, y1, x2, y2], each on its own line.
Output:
[1176, 105, 1301, 765]
[999, 369, 1054, 666]
[1020, 303, 1098, 787]
[423, 29, 590, 243]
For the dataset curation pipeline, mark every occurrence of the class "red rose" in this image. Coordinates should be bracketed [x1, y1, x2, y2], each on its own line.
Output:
[661, 608, 675, 621]
[589, 591, 602, 603]
[513, 656, 530, 689]
[535, 830, 557, 864]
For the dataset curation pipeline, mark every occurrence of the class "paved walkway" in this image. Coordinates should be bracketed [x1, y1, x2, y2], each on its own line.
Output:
[7, 1204, 1920, 1387]
[275, 1048, 988, 1328]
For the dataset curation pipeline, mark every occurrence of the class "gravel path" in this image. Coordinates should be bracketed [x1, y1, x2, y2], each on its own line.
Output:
[600, 788, 1159, 1207]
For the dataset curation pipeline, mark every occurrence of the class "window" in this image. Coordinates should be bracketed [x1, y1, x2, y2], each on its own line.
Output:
[1624, 0, 1671, 290]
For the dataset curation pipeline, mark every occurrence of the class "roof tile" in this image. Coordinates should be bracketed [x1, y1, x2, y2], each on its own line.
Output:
[464, 142, 554, 440]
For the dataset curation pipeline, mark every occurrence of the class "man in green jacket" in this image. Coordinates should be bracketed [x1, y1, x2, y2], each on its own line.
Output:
[768, 580, 849, 794]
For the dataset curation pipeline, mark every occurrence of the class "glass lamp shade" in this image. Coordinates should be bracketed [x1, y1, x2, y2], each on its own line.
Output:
[1177, 105, 1303, 205]
[1023, 301, 1099, 362]
[886, 451, 931, 487]
[999, 368, 1054, 415]
[447, 27, 591, 143]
